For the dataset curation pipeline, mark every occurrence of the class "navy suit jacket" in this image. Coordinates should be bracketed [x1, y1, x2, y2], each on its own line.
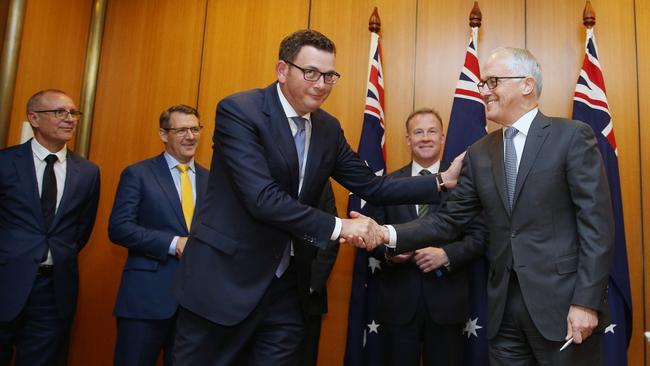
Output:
[368, 163, 486, 325]
[0, 140, 100, 321]
[393, 114, 614, 340]
[109, 153, 208, 319]
[174, 83, 439, 326]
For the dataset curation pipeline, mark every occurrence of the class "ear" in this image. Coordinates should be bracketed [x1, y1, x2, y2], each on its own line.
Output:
[406, 134, 412, 147]
[276, 60, 289, 83]
[27, 112, 39, 128]
[521, 77, 536, 97]
[159, 128, 168, 143]
[440, 132, 446, 145]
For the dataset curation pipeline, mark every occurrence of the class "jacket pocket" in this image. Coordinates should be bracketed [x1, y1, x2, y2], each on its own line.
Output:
[556, 255, 578, 274]
[193, 222, 238, 255]
[124, 256, 159, 271]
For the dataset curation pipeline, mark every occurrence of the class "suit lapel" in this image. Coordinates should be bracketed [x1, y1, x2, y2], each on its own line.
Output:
[512, 113, 550, 209]
[396, 164, 418, 219]
[153, 154, 187, 230]
[14, 141, 45, 228]
[488, 132, 510, 215]
[50, 151, 80, 229]
[300, 110, 326, 202]
[264, 84, 300, 196]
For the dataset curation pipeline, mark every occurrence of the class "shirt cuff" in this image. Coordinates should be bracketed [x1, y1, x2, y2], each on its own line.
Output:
[169, 236, 179, 255]
[385, 225, 397, 248]
[330, 217, 342, 240]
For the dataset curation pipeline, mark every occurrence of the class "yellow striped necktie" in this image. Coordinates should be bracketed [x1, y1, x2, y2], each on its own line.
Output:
[176, 164, 194, 230]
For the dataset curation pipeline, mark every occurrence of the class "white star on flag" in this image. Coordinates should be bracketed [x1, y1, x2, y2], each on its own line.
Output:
[605, 323, 616, 334]
[368, 257, 382, 274]
[463, 317, 483, 339]
[368, 320, 380, 334]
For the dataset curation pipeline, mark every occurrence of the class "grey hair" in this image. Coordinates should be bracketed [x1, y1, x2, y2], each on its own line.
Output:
[491, 47, 543, 98]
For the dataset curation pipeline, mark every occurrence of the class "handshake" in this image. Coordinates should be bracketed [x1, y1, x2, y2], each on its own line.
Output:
[339, 211, 389, 250]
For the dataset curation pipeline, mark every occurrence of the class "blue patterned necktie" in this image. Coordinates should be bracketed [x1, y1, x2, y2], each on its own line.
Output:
[276, 117, 308, 278]
[292, 117, 307, 174]
[504, 127, 518, 210]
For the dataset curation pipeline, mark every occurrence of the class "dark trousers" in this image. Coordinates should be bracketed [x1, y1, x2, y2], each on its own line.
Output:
[0, 273, 70, 366]
[296, 314, 322, 366]
[114, 315, 176, 366]
[380, 299, 464, 366]
[173, 264, 304, 366]
[489, 273, 603, 366]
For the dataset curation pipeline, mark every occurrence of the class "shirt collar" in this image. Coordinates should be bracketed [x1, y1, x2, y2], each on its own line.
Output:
[164, 151, 195, 172]
[504, 107, 538, 138]
[31, 138, 67, 163]
[276, 83, 311, 122]
[411, 160, 440, 176]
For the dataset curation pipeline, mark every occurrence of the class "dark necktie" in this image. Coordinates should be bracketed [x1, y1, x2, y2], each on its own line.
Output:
[418, 169, 432, 217]
[41, 154, 58, 230]
[504, 127, 518, 210]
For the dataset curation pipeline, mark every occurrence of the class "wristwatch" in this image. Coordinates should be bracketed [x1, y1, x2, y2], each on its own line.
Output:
[434, 172, 448, 192]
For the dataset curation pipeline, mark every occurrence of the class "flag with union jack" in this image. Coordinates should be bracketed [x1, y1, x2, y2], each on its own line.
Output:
[440, 26, 489, 366]
[344, 30, 386, 366]
[572, 27, 632, 365]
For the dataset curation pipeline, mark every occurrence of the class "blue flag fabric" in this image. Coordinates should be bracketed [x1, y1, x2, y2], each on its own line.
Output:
[572, 28, 632, 365]
[440, 28, 489, 366]
[344, 31, 386, 366]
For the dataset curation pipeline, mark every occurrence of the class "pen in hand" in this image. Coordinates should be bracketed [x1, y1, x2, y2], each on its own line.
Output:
[559, 338, 573, 351]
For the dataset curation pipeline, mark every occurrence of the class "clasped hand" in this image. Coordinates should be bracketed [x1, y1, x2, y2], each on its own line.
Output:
[339, 211, 387, 250]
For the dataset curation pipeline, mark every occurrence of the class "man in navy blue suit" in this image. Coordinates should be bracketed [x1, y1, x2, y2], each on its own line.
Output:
[172, 30, 464, 365]
[0, 89, 100, 366]
[367, 109, 486, 365]
[109, 105, 208, 366]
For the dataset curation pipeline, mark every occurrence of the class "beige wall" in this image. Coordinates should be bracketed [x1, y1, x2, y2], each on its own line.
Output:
[4, 0, 647, 364]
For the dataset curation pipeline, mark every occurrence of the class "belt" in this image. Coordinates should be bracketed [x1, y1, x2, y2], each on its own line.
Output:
[37, 264, 54, 275]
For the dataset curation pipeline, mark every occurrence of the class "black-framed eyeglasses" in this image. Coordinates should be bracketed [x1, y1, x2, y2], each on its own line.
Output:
[283, 60, 341, 84]
[162, 126, 203, 136]
[477, 76, 526, 90]
[32, 109, 83, 121]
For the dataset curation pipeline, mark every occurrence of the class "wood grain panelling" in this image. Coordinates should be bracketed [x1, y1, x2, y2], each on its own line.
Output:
[0, 0, 9, 56]
[414, 0, 525, 146]
[7, 0, 90, 148]
[70, 1, 207, 365]
[195, 0, 309, 165]
[637, 0, 650, 363]
[528, 1, 643, 363]
[309, 2, 417, 364]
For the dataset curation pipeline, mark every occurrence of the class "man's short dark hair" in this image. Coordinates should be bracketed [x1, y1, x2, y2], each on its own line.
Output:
[279, 29, 336, 63]
[405, 108, 444, 132]
[26, 89, 68, 114]
[159, 104, 200, 129]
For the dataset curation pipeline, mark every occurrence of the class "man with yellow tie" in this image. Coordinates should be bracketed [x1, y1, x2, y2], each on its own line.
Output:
[108, 104, 209, 366]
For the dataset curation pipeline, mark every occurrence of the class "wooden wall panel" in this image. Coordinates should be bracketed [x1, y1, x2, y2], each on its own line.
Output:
[309, 2, 417, 364]
[528, 1, 643, 363]
[195, 0, 309, 165]
[414, 0, 525, 149]
[0, 0, 9, 56]
[70, 1, 207, 365]
[7, 0, 90, 147]
[637, 0, 650, 363]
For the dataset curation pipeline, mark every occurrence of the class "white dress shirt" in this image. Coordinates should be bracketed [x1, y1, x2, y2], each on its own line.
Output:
[277, 84, 342, 240]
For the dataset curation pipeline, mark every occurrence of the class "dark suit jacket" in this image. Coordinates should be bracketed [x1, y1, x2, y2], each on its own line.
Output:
[368, 163, 486, 325]
[0, 140, 100, 321]
[393, 113, 614, 341]
[109, 153, 208, 319]
[174, 83, 439, 326]
[302, 180, 339, 317]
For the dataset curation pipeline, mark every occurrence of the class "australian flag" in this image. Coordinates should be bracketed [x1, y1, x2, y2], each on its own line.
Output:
[572, 27, 632, 365]
[344, 30, 386, 366]
[440, 27, 489, 366]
